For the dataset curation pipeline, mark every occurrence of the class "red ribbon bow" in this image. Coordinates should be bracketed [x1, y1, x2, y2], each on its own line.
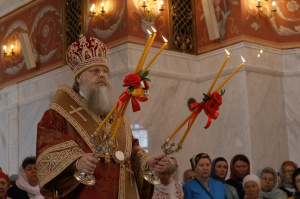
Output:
[117, 90, 148, 113]
[188, 102, 203, 126]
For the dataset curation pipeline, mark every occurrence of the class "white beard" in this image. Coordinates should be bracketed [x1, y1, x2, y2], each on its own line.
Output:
[81, 80, 115, 117]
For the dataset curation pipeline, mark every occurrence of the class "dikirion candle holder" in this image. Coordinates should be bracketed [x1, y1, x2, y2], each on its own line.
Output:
[144, 51, 246, 185]
[74, 27, 169, 186]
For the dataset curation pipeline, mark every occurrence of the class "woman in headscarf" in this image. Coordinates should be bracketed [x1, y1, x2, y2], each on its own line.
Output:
[288, 168, 300, 199]
[226, 154, 250, 199]
[183, 153, 228, 199]
[243, 174, 261, 199]
[7, 156, 44, 199]
[279, 161, 298, 197]
[152, 159, 184, 199]
[257, 166, 287, 199]
[0, 171, 12, 199]
[210, 157, 239, 199]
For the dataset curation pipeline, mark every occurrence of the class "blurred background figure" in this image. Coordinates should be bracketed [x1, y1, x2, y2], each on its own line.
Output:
[257, 166, 287, 199]
[7, 156, 44, 199]
[279, 161, 298, 197]
[243, 174, 261, 199]
[289, 168, 300, 199]
[9, 174, 18, 187]
[183, 169, 197, 184]
[183, 153, 228, 199]
[0, 171, 12, 199]
[226, 154, 250, 199]
[211, 157, 239, 199]
[152, 160, 184, 199]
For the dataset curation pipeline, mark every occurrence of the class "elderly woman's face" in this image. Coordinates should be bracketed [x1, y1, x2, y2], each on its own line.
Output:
[260, 172, 275, 192]
[0, 178, 9, 198]
[282, 165, 295, 183]
[244, 181, 260, 199]
[24, 164, 38, 186]
[195, 158, 211, 179]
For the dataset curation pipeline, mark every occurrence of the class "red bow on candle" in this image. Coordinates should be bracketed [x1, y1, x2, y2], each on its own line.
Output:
[188, 102, 203, 126]
[117, 90, 148, 113]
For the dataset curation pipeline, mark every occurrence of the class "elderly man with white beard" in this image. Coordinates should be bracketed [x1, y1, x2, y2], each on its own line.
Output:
[36, 36, 168, 199]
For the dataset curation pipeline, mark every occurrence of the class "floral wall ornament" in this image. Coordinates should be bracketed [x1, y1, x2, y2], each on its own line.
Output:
[287, 0, 299, 12]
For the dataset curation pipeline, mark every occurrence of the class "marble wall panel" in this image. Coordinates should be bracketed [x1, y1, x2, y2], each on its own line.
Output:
[283, 75, 300, 164]
[246, 72, 289, 173]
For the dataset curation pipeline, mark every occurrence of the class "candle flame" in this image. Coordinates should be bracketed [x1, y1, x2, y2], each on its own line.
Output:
[225, 49, 230, 56]
[162, 36, 168, 43]
[151, 26, 157, 33]
[160, 0, 163, 5]
[272, 1, 276, 5]
[101, 2, 104, 7]
[11, 44, 14, 49]
[241, 56, 246, 63]
[147, 29, 152, 35]
[3, 45, 7, 50]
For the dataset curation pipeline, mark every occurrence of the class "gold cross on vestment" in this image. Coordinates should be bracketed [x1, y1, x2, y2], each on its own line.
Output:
[69, 105, 87, 122]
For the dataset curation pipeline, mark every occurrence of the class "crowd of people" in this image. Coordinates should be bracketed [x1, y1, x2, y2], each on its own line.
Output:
[152, 153, 300, 199]
[1, 154, 299, 199]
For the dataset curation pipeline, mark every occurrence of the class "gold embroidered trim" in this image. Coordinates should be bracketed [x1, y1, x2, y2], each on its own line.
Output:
[37, 140, 84, 187]
[118, 164, 126, 199]
[131, 146, 151, 197]
[51, 103, 95, 151]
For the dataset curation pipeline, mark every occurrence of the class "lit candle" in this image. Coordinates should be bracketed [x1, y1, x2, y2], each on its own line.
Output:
[11, 44, 14, 53]
[3, 45, 7, 53]
[111, 100, 129, 140]
[101, 2, 104, 11]
[272, 1, 276, 10]
[135, 29, 152, 73]
[138, 26, 157, 72]
[213, 56, 246, 93]
[257, 0, 261, 6]
[180, 116, 197, 143]
[142, 36, 168, 73]
[96, 103, 117, 132]
[168, 111, 195, 139]
[207, 49, 230, 94]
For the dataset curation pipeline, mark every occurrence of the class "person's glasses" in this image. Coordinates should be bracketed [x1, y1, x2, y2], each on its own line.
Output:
[283, 169, 295, 174]
[88, 68, 108, 76]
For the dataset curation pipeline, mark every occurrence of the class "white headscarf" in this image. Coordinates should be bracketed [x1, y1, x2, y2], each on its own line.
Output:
[243, 174, 261, 189]
[15, 165, 44, 199]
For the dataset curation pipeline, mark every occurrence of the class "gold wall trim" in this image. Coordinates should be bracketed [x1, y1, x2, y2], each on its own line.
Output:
[106, 36, 168, 50]
[198, 35, 300, 54]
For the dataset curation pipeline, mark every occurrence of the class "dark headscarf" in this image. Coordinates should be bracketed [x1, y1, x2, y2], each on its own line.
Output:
[229, 154, 250, 183]
[190, 153, 211, 171]
[210, 157, 228, 182]
[292, 168, 300, 199]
